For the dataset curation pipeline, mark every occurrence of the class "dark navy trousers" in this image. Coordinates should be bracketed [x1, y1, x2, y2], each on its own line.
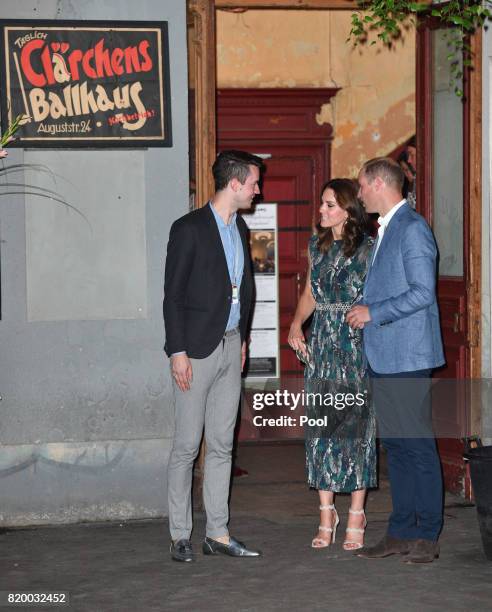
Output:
[368, 366, 443, 541]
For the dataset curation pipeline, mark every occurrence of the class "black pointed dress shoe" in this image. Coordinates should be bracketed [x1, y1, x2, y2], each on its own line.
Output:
[170, 538, 194, 562]
[202, 536, 261, 557]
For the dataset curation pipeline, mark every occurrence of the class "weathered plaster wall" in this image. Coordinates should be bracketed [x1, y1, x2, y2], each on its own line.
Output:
[217, 9, 415, 178]
[0, 0, 187, 525]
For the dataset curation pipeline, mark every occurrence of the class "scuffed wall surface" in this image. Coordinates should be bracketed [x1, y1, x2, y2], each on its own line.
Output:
[217, 9, 415, 177]
[0, 440, 171, 525]
[0, 0, 188, 525]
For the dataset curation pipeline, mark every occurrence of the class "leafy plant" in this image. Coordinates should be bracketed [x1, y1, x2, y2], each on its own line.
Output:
[0, 115, 90, 229]
[350, 1, 492, 96]
[0, 113, 28, 147]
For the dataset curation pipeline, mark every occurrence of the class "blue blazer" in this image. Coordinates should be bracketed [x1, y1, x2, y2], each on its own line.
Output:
[363, 203, 445, 374]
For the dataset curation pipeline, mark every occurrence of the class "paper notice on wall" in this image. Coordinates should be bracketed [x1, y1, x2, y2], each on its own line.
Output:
[255, 275, 277, 302]
[242, 203, 279, 378]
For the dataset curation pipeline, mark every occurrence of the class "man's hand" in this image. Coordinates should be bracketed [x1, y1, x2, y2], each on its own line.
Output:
[171, 354, 193, 392]
[346, 305, 371, 329]
[241, 341, 247, 372]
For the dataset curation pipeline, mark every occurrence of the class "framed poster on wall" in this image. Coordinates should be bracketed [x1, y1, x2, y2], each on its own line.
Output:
[0, 20, 172, 147]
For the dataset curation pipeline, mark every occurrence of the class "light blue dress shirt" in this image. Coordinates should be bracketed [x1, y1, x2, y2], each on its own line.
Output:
[209, 202, 244, 331]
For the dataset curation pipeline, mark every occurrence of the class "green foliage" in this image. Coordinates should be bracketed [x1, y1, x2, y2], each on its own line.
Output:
[350, 1, 492, 97]
[0, 113, 28, 147]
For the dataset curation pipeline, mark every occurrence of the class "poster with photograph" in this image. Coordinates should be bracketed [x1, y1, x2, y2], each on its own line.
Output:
[0, 20, 172, 146]
[242, 203, 279, 378]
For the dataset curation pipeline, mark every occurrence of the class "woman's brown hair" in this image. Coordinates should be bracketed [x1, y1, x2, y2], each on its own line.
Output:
[316, 178, 369, 258]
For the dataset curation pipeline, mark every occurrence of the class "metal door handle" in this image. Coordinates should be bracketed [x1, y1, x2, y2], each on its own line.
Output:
[453, 312, 460, 333]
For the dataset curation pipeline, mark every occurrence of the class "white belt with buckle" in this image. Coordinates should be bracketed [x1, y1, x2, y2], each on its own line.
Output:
[315, 302, 353, 313]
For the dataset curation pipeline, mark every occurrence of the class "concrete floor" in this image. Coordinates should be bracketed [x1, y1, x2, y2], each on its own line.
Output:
[1, 442, 491, 612]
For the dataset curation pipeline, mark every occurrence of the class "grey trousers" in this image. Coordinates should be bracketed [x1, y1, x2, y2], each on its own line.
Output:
[167, 329, 241, 541]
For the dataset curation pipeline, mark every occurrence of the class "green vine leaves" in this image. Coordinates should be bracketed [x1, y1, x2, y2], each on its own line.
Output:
[349, 1, 492, 97]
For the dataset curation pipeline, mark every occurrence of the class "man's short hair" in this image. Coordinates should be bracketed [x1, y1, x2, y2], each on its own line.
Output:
[361, 157, 404, 192]
[212, 150, 264, 192]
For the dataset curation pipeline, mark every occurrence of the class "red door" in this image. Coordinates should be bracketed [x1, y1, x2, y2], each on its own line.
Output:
[217, 88, 338, 377]
[217, 88, 338, 440]
[261, 154, 321, 376]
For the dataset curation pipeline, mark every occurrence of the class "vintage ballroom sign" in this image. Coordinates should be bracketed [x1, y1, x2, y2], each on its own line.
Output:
[0, 20, 172, 147]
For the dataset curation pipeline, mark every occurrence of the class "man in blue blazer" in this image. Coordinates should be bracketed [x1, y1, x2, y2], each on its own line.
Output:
[347, 157, 445, 564]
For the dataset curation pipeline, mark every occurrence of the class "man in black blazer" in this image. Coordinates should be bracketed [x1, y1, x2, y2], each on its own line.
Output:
[164, 150, 263, 562]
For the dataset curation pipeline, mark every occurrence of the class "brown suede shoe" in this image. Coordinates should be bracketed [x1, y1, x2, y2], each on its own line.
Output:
[403, 539, 440, 564]
[357, 535, 413, 558]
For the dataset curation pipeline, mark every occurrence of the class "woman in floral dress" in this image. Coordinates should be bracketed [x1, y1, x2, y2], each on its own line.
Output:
[288, 178, 376, 551]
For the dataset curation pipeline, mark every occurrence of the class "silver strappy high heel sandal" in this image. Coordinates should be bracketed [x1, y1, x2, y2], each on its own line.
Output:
[311, 504, 340, 548]
[343, 508, 367, 551]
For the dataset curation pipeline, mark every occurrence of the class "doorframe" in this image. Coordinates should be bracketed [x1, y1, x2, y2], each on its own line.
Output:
[469, 32, 483, 387]
[187, 0, 360, 205]
[188, 0, 483, 388]
[187, 0, 217, 206]
[416, 22, 482, 387]
[216, 0, 357, 7]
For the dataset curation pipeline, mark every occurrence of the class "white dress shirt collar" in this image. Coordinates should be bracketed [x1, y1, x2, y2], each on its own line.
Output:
[377, 199, 407, 229]
[372, 199, 406, 263]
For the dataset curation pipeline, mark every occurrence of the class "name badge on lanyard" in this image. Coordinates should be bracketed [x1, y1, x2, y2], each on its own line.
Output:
[232, 284, 239, 305]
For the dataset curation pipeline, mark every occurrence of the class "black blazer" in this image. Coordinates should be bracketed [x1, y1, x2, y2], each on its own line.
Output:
[163, 204, 254, 359]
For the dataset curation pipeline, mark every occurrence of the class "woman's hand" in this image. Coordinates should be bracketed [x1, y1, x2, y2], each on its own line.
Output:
[288, 256, 314, 359]
[288, 322, 307, 356]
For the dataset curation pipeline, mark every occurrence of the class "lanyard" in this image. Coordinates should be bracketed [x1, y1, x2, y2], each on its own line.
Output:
[229, 223, 241, 286]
